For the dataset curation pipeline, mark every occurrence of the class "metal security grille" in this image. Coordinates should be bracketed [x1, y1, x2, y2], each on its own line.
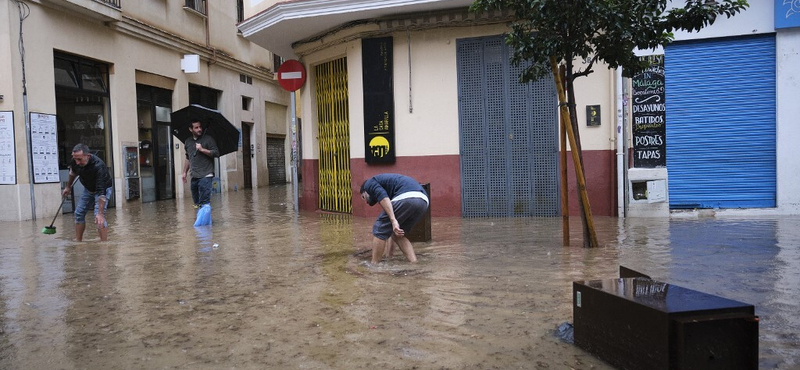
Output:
[457, 36, 559, 217]
[267, 137, 286, 184]
[315, 58, 352, 213]
[665, 35, 776, 208]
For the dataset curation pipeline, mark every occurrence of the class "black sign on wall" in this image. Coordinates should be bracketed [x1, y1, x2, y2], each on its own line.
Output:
[631, 55, 666, 168]
[586, 105, 601, 126]
[362, 37, 395, 164]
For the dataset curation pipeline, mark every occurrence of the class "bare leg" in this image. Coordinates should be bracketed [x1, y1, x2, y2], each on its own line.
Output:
[371, 237, 390, 264]
[385, 239, 400, 258]
[75, 223, 86, 242]
[392, 236, 417, 263]
[98, 226, 108, 241]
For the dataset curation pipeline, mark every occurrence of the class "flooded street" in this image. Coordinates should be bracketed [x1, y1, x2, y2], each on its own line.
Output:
[1, 185, 798, 369]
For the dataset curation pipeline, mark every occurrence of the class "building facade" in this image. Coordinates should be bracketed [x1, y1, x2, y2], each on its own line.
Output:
[241, 0, 619, 218]
[1, 0, 292, 221]
[631, 1, 800, 216]
[241, 0, 800, 219]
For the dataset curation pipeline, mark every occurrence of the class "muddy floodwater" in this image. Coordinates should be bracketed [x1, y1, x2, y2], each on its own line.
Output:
[1, 185, 799, 369]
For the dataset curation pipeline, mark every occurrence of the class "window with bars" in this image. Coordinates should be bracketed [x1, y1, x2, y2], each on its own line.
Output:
[273, 54, 284, 73]
[98, 0, 121, 8]
[184, 0, 206, 15]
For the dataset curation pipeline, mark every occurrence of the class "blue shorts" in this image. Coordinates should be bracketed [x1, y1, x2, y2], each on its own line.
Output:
[372, 198, 429, 240]
[74, 188, 112, 227]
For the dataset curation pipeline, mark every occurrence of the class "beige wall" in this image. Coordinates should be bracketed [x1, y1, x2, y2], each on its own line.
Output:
[0, 2, 20, 219]
[124, 1, 274, 70]
[297, 22, 617, 163]
[572, 63, 618, 151]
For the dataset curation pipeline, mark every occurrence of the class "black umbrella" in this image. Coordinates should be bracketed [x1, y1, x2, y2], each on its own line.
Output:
[170, 104, 239, 156]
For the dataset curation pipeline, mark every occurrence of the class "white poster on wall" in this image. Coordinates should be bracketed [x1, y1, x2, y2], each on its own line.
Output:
[0, 111, 16, 185]
[30, 112, 59, 183]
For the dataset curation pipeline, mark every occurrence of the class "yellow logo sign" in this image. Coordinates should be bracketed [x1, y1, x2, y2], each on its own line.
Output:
[369, 136, 390, 158]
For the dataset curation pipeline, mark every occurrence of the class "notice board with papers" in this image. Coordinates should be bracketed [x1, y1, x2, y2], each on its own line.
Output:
[30, 112, 60, 183]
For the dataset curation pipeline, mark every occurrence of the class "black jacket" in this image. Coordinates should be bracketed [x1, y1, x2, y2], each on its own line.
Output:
[70, 154, 113, 193]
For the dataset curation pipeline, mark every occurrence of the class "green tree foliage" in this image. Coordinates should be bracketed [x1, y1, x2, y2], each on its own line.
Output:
[470, 0, 749, 81]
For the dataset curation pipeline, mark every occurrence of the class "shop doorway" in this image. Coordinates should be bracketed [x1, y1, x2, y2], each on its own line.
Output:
[267, 136, 286, 184]
[136, 84, 174, 202]
[54, 53, 114, 211]
[315, 57, 351, 213]
[242, 123, 253, 189]
[456, 35, 560, 217]
[189, 84, 222, 185]
[665, 35, 776, 209]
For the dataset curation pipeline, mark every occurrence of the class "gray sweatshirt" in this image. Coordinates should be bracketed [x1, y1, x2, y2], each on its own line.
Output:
[185, 134, 219, 179]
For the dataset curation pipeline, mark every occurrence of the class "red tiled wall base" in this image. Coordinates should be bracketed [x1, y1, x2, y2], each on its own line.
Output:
[563, 150, 617, 217]
[300, 156, 462, 217]
[300, 150, 616, 218]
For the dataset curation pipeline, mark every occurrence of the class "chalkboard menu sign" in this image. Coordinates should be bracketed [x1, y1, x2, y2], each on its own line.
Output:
[362, 37, 396, 164]
[631, 55, 666, 168]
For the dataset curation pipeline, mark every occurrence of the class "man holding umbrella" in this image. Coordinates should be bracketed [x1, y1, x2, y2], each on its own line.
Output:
[182, 119, 219, 208]
[172, 104, 238, 226]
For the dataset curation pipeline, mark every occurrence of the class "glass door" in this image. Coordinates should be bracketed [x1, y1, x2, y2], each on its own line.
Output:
[155, 106, 174, 199]
[137, 101, 157, 202]
[136, 85, 174, 202]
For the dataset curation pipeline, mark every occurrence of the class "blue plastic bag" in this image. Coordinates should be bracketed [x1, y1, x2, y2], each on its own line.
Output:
[194, 204, 212, 227]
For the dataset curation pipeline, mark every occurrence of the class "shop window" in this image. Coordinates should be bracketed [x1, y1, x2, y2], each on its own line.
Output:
[80, 64, 107, 93]
[54, 59, 79, 88]
[54, 56, 109, 93]
[184, 0, 206, 15]
[53, 54, 111, 170]
[273, 54, 284, 73]
[189, 84, 220, 109]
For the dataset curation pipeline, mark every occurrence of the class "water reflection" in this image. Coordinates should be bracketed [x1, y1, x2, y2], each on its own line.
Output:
[0, 186, 796, 369]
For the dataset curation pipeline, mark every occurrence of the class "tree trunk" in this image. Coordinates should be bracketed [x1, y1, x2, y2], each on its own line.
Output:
[559, 66, 569, 246]
[564, 59, 598, 248]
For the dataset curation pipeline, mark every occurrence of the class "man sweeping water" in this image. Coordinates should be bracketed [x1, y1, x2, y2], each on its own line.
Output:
[182, 119, 219, 226]
[61, 144, 113, 241]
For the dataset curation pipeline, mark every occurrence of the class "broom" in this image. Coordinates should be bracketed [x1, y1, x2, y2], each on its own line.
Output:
[42, 176, 79, 235]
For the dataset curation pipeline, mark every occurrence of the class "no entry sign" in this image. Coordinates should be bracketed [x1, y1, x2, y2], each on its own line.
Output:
[277, 59, 306, 92]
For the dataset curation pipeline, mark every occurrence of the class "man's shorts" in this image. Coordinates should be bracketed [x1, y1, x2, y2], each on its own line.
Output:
[74, 188, 113, 227]
[372, 198, 429, 240]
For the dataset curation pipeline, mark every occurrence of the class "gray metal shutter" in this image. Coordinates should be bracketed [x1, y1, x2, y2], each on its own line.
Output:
[665, 34, 776, 208]
[457, 36, 559, 217]
[267, 137, 286, 184]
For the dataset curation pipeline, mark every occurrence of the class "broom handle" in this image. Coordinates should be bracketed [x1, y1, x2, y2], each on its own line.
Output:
[47, 197, 67, 228]
[49, 176, 80, 228]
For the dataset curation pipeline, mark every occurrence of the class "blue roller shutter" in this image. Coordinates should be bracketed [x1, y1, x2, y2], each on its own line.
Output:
[665, 34, 776, 209]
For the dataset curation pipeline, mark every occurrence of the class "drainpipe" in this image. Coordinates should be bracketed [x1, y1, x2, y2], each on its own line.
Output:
[616, 67, 625, 218]
[15, 0, 36, 219]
